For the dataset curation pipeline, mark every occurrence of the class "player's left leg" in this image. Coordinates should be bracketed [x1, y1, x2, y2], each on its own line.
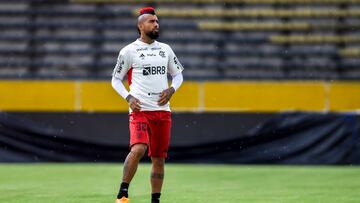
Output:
[150, 157, 165, 203]
[147, 111, 171, 203]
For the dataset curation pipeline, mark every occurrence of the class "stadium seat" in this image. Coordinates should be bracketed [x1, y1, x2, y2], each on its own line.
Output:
[70, 0, 360, 5]
[152, 8, 360, 18]
[1, 0, 360, 79]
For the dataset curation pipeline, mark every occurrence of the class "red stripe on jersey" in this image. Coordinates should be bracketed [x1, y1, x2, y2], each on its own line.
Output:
[127, 67, 133, 86]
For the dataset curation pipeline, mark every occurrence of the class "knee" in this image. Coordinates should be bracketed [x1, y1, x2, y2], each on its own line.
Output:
[130, 144, 147, 159]
[152, 158, 165, 168]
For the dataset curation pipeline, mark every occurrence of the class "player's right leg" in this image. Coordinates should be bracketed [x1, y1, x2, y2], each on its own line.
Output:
[116, 143, 147, 202]
[116, 112, 150, 202]
[123, 144, 148, 183]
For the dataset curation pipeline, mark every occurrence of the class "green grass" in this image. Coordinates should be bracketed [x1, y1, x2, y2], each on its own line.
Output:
[0, 163, 359, 203]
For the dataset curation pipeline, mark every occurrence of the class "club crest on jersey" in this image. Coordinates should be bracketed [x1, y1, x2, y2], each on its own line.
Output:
[139, 53, 145, 60]
[159, 51, 166, 58]
[143, 66, 166, 75]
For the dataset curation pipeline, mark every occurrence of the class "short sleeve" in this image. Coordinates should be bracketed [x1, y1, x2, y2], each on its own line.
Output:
[112, 48, 131, 80]
[167, 45, 184, 77]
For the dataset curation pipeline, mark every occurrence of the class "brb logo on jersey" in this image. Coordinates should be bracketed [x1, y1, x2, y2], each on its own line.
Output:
[143, 66, 166, 76]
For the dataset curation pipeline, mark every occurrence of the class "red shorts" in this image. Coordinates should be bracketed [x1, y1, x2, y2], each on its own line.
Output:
[129, 111, 172, 158]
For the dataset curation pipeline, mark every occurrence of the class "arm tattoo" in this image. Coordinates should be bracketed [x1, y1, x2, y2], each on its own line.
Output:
[151, 172, 164, 180]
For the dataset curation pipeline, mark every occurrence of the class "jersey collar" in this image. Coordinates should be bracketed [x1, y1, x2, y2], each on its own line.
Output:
[135, 38, 158, 46]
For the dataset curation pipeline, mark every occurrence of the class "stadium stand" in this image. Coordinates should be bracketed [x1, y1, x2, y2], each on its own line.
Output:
[0, 0, 359, 79]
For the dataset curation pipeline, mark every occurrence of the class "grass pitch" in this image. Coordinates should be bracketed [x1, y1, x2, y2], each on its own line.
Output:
[0, 163, 359, 203]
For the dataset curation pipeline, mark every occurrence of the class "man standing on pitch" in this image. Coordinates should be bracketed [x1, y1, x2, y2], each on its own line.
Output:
[112, 7, 184, 203]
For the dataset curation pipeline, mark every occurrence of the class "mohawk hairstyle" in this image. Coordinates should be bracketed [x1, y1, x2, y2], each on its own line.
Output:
[139, 7, 155, 16]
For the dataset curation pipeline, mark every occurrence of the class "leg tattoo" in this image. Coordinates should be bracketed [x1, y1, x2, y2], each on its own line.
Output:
[151, 172, 164, 180]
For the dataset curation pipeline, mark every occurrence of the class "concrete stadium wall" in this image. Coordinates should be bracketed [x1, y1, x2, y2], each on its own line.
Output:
[0, 80, 359, 112]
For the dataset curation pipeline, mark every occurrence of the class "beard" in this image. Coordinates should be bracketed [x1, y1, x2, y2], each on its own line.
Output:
[146, 30, 159, 39]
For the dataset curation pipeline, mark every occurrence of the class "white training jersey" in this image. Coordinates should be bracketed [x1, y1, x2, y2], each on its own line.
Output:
[113, 39, 184, 112]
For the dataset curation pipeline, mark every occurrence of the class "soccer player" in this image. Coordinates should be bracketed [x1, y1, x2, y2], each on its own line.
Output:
[111, 7, 184, 203]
